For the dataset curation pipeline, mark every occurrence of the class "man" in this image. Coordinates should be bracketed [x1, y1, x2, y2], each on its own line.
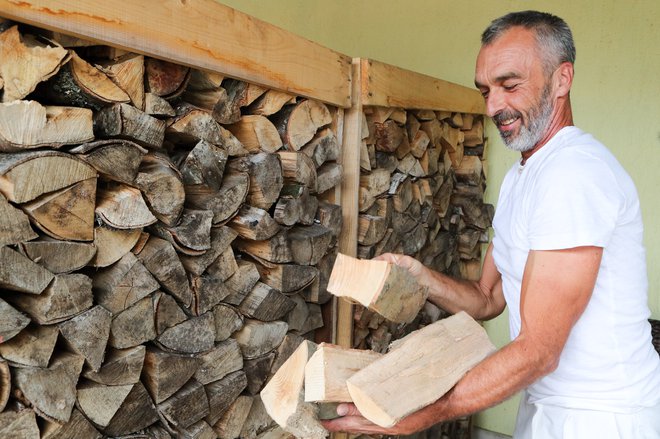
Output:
[324, 11, 660, 438]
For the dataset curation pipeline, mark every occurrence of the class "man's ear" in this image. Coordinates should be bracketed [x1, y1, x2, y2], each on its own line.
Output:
[554, 62, 574, 97]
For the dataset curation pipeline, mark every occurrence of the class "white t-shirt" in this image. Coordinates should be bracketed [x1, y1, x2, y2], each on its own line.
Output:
[492, 126, 660, 412]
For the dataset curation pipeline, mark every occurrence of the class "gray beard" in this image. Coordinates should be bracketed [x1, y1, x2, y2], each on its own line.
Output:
[498, 87, 553, 153]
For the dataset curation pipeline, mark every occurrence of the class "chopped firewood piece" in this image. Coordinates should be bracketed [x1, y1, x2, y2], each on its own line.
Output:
[0, 245, 54, 295]
[229, 205, 281, 241]
[0, 298, 30, 343]
[82, 345, 145, 386]
[108, 296, 156, 349]
[134, 153, 185, 226]
[271, 99, 332, 151]
[89, 226, 141, 268]
[227, 115, 283, 153]
[0, 409, 40, 439]
[232, 319, 288, 360]
[246, 89, 297, 116]
[95, 183, 157, 229]
[0, 324, 58, 367]
[142, 346, 199, 404]
[41, 408, 101, 439]
[145, 57, 190, 99]
[156, 312, 215, 354]
[157, 379, 209, 429]
[70, 139, 147, 185]
[0, 193, 37, 246]
[97, 53, 145, 110]
[58, 305, 111, 371]
[179, 139, 227, 191]
[185, 170, 249, 225]
[239, 282, 295, 322]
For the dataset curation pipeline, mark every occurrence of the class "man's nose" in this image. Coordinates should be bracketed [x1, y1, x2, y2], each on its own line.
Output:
[485, 89, 505, 118]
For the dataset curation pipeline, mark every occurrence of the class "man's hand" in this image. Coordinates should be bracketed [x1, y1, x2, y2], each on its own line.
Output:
[321, 403, 424, 436]
[374, 253, 433, 287]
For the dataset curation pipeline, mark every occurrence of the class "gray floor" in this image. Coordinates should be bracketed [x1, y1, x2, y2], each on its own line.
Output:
[473, 427, 512, 439]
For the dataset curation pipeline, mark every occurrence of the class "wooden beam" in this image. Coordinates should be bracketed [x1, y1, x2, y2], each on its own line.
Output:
[359, 59, 485, 114]
[0, 0, 352, 108]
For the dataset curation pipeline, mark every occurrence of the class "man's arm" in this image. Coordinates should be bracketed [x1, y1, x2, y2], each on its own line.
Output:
[324, 246, 603, 435]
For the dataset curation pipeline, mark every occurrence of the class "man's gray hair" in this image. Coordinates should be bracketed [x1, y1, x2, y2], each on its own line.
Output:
[481, 11, 576, 74]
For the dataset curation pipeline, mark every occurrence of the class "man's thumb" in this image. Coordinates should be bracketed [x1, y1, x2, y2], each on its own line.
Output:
[336, 403, 361, 417]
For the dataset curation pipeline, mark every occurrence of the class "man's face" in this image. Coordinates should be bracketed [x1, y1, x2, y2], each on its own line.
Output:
[475, 27, 555, 152]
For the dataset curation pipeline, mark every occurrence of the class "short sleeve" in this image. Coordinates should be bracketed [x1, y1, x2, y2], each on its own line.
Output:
[527, 151, 623, 250]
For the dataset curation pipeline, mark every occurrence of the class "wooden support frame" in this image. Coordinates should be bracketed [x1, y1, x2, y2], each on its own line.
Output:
[0, 0, 352, 108]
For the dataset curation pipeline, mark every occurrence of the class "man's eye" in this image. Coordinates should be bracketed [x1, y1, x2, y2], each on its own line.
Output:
[481, 91, 489, 98]
[503, 84, 518, 91]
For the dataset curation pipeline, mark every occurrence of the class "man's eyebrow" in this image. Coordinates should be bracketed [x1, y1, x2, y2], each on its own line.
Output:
[474, 72, 522, 89]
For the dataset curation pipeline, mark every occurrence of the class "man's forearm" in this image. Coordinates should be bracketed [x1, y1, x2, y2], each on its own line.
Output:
[424, 270, 503, 320]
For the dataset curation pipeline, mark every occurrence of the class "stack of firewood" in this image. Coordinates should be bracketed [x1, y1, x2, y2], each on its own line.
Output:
[0, 21, 342, 438]
[352, 105, 492, 355]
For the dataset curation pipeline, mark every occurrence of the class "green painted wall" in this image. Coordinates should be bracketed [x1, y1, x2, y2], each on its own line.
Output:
[218, 1, 660, 435]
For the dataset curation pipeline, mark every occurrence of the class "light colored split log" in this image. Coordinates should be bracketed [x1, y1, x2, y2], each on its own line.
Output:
[142, 346, 199, 404]
[301, 127, 339, 168]
[305, 343, 382, 403]
[82, 345, 145, 386]
[358, 168, 392, 212]
[225, 260, 261, 306]
[410, 129, 430, 158]
[359, 140, 372, 172]
[278, 151, 318, 192]
[193, 338, 243, 385]
[347, 311, 495, 427]
[150, 209, 214, 254]
[108, 296, 156, 349]
[89, 225, 141, 268]
[97, 53, 145, 110]
[0, 26, 68, 102]
[0, 324, 57, 367]
[157, 312, 215, 354]
[230, 152, 284, 210]
[256, 262, 318, 294]
[462, 117, 484, 146]
[185, 170, 249, 225]
[41, 408, 101, 439]
[247, 90, 297, 116]
[213, 304, 244, 342]
[274, 184, 318, 226]
[454, 155, 483, 186]
[230, 205, 281, 241]
[328, 253, 428, 323]
[204, 370, 248, 426]
[288, 224, 334, 266]
[135, 235, 192, 307]
[179, 139, 227, 191]
[45, 50, 130, 109]
[167, 105, 248, 156]
[226, 114, 282, 153]
[315, 162, 343, 194]
[153, 291, 188, 335]
[95, 183, 157, 229]
[58, 305, 111, 371]
[93, 252, 159, 314]
[0, 192, 37, 246]
[233, 319, 288, 360]
[144, 92, 175, 117]
[180, 226, 237, 275]
[0, 245, 54, 294]
[9, 273, 92, 324]
[397, 153, 426, 177]
[157, 379, 210, 429]
[22, 177, 96, 241]
[135, 153, 185, 226]
[13, 351, 84, 422]
[69, 138, 147, 185]
[0, 150, 95, 203]
[272, 100, 332, 151]
[145, 57, 190, 99]
[0, 298, 29, 343]
[234, 230, 293, 265]
[239, 282, 296, 321]
[0, 409, 40, 439]
[213, 395, 253, 439]
[261, 340, 326, 439]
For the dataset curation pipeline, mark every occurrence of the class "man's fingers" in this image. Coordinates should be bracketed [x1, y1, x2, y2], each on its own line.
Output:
[336, 403, 360, 417]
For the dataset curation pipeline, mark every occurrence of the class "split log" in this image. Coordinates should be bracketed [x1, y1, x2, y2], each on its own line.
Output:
[0, 242, 55, 293]
[285, 295, 310, 333]
[0, 193, 38, 246]
[0, 26, 69, 102]
[315, 162, 343, 195]
[211, 79, 251, 124]
[156, 312, 215, 354]
[212, 395, 253, 439]
[179, 226, 237, 275]
[135, 235, 192, 307]
[205, 245, 238, 281]
[255, 263, 318, 294]
[185, 170, 248, 225]
[178, 139, 227, 192]
[89, 226, 141, 268]
[97, 53, 145, 110]
[246, 90, 297, 116]
[260, 340, 326, 439]
[358, 168, 391, 212]
[144, 92, 176, 117]
[0, 409, 40, 439]
[288, 224, 334, 266]
[135, 153, 185, 225]
[142, 346, 199, 404]
[244, 351, 276, 395]
[374, 120, 404, 153]
[153, 291, 188, 335]
[9, 273, 92, 324]
[224, 260, 261, 306]
[176, 420, 216, 439]
[157, 379, 209, 429]
[238, 282, 296, 321]
[454, 155, 483, 186]
[346, 311, 495, 427]
[150, 209, 213, 254]
[302, 127, 340, 167]
[45, 51, 130, 109]
[358, 214, 389, 246]
[69, 139, 147, 185]
[204, 370, 248, 426]
[229, 152, 284, 210]
[22, 177, 96, 241]
[327, 253, 428, 323]
[274, 184, 318, 227]
[82, 345, 145, 386]
[304, 343, 382, 403]
[189, 272, 231, 315]
[301, 247, 337, 305]
[93, 251, 159, 314]
[213, 304, 244, 342]
[278, 151, 317, 192]
[0, 150, 96, 203]
[41, 408, 101, 439]
[0, 298, 30, 343]
[0, 324, 58, 367]
[12, 351, 84, 422]
[108, 296, 156, 348]
[316, 201, 343, 239]
[234, 230, 293, 265]
[230, 205, 281, 241]
[193, 338, 243, 385]
[272, 100, 332, 151]
[145, 57, 190, 99]
[95, 183, 158, 229]
[232, 319, 288, 360]
[227, 115, 283, 153]
[462, 117, 484, 146]
[58, 305, 111, 371]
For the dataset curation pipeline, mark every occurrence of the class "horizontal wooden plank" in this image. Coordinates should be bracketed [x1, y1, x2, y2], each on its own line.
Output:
[0, 0, 352, 108]
[360, 59, 485, 114]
